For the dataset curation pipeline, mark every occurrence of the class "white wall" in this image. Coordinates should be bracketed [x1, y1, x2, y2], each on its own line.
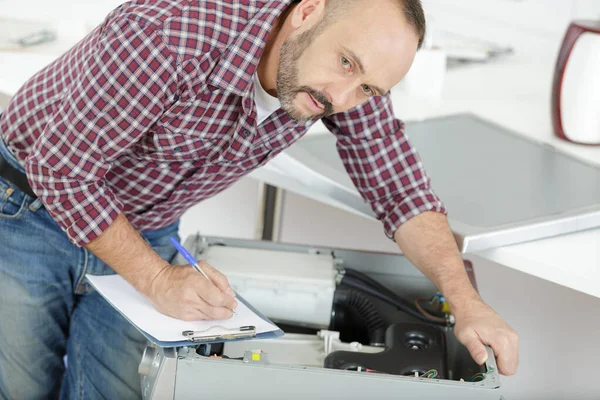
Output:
[278, 191, 399, 253]
[422, 0, 600, 55]
[179, 177, 261, 241]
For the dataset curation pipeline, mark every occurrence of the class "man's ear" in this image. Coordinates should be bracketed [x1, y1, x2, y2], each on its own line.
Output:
[289, 0, 327, 30]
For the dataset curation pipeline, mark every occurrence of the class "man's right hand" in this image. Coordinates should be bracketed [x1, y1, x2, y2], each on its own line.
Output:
[148, 262, 238, 321]
[86, 214, 238, 322]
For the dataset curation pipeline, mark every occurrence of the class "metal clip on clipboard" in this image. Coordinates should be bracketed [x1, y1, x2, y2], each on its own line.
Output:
[182, 325, 256, 343]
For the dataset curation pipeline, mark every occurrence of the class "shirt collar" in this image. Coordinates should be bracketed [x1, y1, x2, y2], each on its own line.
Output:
[208, 1, 294, 100]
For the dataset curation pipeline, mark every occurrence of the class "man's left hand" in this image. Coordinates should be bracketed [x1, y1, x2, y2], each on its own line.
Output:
[452, 298, 519, 375]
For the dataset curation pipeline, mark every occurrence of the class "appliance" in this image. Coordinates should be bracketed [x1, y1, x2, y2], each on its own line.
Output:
[139, 234, 503, 400]
[552, 20, 600, 145]
[250, 114, 600, 252]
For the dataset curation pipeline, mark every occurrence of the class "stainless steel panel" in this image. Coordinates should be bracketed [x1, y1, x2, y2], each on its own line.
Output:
[251, 114, 600, 252]
[173, 350, 502, 400]
[143, 236, 503, 400]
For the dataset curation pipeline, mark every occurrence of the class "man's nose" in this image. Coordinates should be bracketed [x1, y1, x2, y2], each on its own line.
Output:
[325, 81, 356, 108]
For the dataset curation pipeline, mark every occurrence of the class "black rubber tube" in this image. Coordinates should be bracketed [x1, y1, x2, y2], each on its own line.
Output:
[344, 268, 417, 310]
[341, 274, 447, 327]
[334, 288, 387, 345]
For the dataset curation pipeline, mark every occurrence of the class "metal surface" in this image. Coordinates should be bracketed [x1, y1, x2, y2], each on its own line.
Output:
[250, 113, 600, 252]
[172, 346, 501, 400]
[142, 336, 501, 400]
[145, 236, 502, 400]
[140, 346, 177, 400]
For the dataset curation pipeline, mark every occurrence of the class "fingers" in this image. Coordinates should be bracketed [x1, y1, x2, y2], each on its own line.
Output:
[457, 324, 520, 376]
[151, 264, 237, 321]
[201, 261, 236, 297]
[490, 329, 519, 376]
[461, 329, 489, 366]
[186, 263, 237, 312]
[196, 277, 238, 311]
[178, 284, 233, 321]
[195, 295, 234, 320]
[453, 299, 519, 376]
[149, 265, 237, 321]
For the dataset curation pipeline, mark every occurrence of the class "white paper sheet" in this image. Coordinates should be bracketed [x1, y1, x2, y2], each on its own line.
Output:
[87, 274, 279, 342]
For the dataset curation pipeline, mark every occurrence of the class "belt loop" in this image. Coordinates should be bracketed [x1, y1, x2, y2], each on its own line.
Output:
[28, 198, 44, 212]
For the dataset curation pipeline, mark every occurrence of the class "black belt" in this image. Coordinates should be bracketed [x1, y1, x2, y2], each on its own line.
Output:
[0, 149, 37, 198]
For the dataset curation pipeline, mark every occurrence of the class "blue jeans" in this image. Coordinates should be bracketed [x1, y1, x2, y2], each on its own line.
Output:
[0, 138, 180, 399]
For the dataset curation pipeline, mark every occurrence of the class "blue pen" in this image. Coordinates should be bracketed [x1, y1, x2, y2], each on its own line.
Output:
[170, 237, 237, 315]
[170, 237, 212, 281]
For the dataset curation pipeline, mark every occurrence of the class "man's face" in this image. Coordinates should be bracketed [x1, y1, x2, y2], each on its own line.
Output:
[276, 1, 419, 122]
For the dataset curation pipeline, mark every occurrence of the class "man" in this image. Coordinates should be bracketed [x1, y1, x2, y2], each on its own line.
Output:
[0, 0, 518, 398]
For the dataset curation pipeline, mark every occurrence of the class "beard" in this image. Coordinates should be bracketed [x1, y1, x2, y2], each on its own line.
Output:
[276, 26, 334, 122]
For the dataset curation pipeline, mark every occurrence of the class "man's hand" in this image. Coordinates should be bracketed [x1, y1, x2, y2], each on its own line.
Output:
[394, 211, 519, 375]
[452, 298, 519, 375]
[86, 214, 237, 321]
[148, 262, 238, 321]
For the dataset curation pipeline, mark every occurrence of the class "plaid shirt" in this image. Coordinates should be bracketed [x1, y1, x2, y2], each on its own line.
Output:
[0, 0, 445, 247]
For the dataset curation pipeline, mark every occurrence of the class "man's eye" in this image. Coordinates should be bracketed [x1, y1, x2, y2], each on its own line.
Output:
[341, 56, 352, 69]
[361, 84, 374, 96]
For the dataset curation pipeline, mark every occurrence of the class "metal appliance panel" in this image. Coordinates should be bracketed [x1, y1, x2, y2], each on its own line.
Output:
[250, 114, 600, 252]
[139, 236, 503, 400]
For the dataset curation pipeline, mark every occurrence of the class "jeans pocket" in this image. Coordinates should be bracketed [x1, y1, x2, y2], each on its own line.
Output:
[0, 177, 28, 219]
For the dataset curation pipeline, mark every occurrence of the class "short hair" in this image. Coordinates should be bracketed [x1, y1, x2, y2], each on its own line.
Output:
[294, 0, 427, 49]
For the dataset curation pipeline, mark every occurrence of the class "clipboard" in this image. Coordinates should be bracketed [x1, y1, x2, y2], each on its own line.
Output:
[156, 294, 283, 347]
[86, 274, 284, 348]
[182, 324, 257, 342]
[138, 294, 283, 348]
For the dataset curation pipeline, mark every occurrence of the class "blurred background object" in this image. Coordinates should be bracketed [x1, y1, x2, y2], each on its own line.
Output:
[0, 91, 11, 109]
[551, 20, 600, 145]
[0, 17, 55, 50]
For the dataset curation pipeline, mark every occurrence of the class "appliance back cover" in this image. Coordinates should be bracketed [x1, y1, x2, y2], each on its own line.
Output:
[251, 114, 600, 252]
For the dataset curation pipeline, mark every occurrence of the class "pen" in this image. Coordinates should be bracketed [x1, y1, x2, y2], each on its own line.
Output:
[170, 237, 237, 315]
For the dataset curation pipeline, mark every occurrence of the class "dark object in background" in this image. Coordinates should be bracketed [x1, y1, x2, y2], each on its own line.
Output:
[552, 20, 600, 145]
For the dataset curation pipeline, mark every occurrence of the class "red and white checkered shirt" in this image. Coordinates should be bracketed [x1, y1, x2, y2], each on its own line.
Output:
[0, 0, 446, 247]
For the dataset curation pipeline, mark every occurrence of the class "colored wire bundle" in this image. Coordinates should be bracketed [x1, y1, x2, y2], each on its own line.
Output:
[415, 298, 448, 324]
[421, 369, 438, 378]
[471, 373, 486, 382]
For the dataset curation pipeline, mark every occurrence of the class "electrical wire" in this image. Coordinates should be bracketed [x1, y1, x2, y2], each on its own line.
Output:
[421, 369, 438, 378]
[471, 373, 486, 382]
[415, 298, 448, 323]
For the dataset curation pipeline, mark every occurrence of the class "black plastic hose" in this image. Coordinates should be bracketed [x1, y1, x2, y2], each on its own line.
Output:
[341, 270, 448, 327]
[344, 268, 414, 308]
[334, 288, 386, 345]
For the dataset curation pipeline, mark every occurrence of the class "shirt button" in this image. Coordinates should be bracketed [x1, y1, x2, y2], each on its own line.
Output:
[173, 95, 180, 102]
[175, 146, 182, 152]
[242, 130, 250, 137]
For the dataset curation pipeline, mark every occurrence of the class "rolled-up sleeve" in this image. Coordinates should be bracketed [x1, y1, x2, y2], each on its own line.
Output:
[322, 93, 447, 239]
[25, 20, 178, 246]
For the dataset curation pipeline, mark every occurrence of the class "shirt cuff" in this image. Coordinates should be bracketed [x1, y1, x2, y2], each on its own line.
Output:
[63, 189, 122, 247]
[381, 188, 447, 240]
